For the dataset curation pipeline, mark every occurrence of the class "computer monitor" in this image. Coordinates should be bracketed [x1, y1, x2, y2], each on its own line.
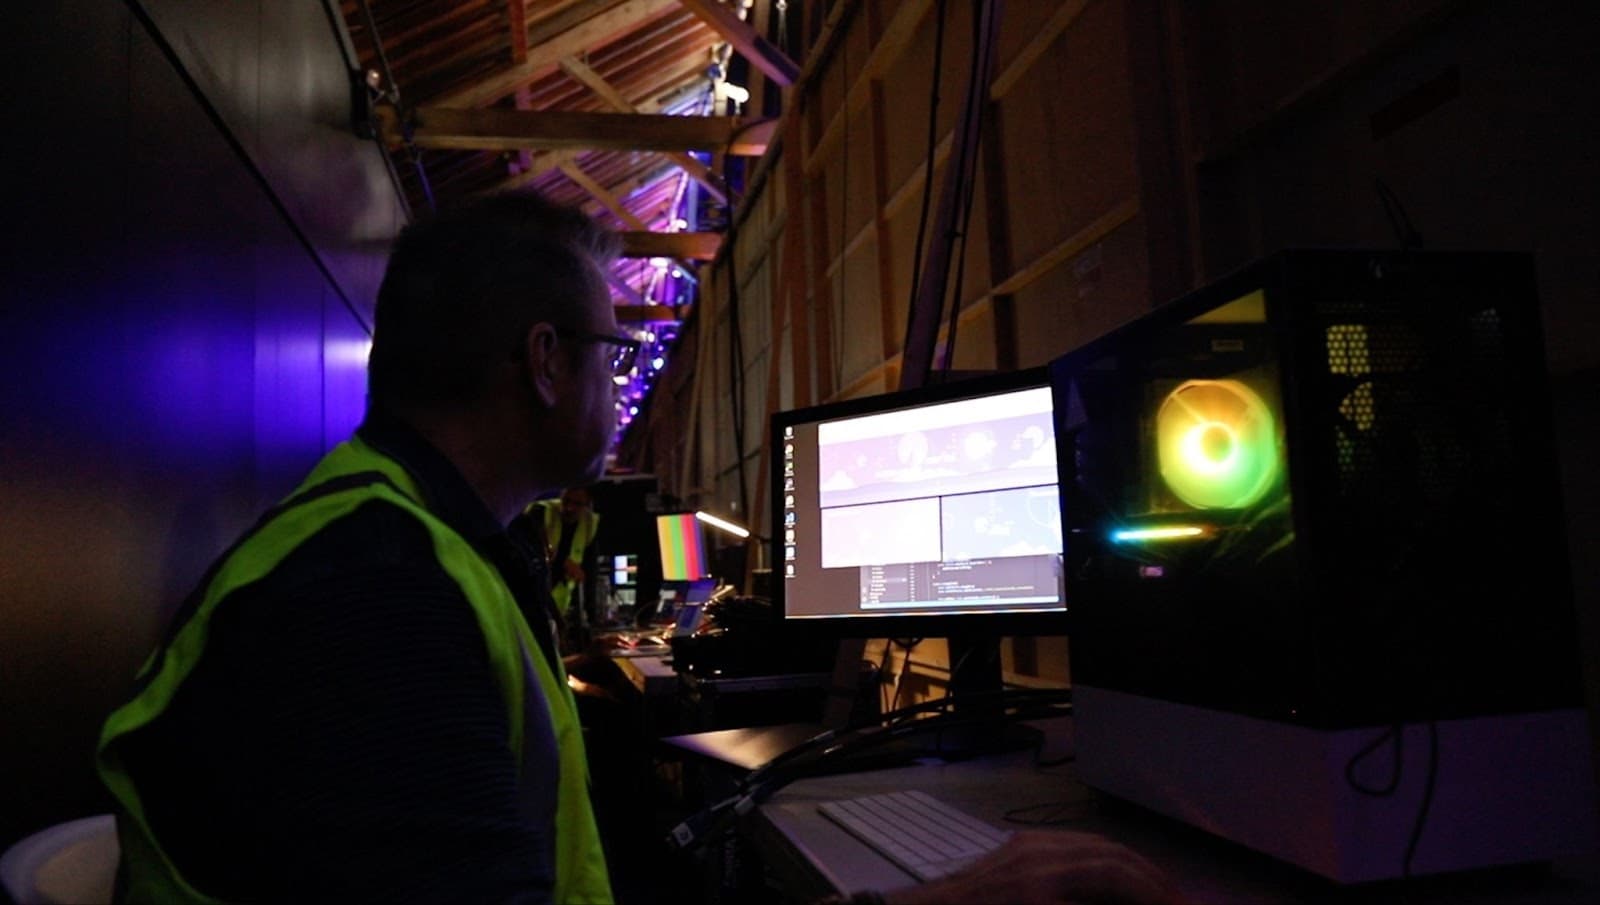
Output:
[770, 368, 1067, 712]
[655, 513, 710, 581]
[610, 554, 639, 609]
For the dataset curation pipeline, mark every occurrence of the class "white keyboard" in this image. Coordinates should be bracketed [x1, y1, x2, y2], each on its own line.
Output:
[816, 790, 1012, 882]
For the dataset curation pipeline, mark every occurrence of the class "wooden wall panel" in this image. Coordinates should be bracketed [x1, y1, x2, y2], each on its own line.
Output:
[879, 10, 969, 194]
[993, 0, 1074, 71]
[1011, 216, 1150, 367]
[835, 237, 889, 387]
[994, 0, 1138, 270]
[627, 0, 1598, 742]
[880, 155, 945, 366]
[1191, 0, 1455, 155]
[943, 301, 998, 372]
[952, 164, 995, 310]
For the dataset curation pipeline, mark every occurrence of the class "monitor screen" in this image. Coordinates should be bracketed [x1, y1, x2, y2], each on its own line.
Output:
[650, 577, 717, 626]
[772, 369, 1067, 636]
[656, 513, 710, 581]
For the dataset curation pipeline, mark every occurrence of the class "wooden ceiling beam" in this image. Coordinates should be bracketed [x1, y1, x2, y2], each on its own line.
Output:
[558, 159, 650, 230]
[376, 0, 495, 53]
[525, 0, 594, 31]
[619, 230, 721, 260]
[436, 0, 679, 107]
[527, 0, 624, 49]
[677, 0, 798, 86]
[495, 68, 710, 193]
[615, 303, 688, 322]
[505, 0, 530, 59]
[604, 268, 650, 306]
[558, 54, 634, 109]
[506, 0, 536, 174]
[559, 55, 729, 204]
[377, 105, 773, 155]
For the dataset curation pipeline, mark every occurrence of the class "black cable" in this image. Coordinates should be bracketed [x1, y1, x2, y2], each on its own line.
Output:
[1344, 720, 1441, 880]
[1402, 720, 1439, 880]
[904, 0, 950, 348]
[355, 0, 398, 105]
[1004, 800, 1083, 826]
[665, 688, 1073, 853]
[1345, 723, 1404, 797]
[356, 0, 434, 212]
[763, 689, 1071, 785]
[724, 200, 750, 522]
[876, 642, 895, 715]
[838, 24, 849, 347]
[937, 0, 991, 378]
[673, 697, 1075, 853]
[888, 638, 921, 714]
[1375, 178, 1423, 251]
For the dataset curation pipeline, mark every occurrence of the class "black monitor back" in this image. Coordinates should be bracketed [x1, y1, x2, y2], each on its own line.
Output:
[1050, 249, 1580, 729]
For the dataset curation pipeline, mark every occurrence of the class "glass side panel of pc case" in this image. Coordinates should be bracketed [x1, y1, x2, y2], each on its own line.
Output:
[1051, 250, 1581, 729]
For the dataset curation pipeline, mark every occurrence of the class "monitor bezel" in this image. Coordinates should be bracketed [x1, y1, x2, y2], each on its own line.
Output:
[769, 367, 1069, 639]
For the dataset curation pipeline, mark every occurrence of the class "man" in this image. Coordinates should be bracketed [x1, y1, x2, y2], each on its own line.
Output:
[94, 190, 1174, 905]
[519, 486, 602, 649]
[96, 191, 628, 902]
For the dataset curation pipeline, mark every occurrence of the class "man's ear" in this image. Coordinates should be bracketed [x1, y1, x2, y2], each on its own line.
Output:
[520, 322, 561, 409]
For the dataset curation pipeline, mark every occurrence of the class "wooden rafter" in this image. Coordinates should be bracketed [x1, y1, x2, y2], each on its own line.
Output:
[558, 54, 633, 108]
[496, 66, 711, 193]
[558, 159, 650, 229]
[436, 0, 681, 108]
[558, 56, 730, 204]
[506, 0, 536, 173]
[527, 0, 606, 43]
[604, 268, 650, 306]
[376, 105, 775, 155]
[615, 303, 690, 322]
[619, 230, 721, 260]
[677, 0, 799, 86]
[505, 0, 530, 59]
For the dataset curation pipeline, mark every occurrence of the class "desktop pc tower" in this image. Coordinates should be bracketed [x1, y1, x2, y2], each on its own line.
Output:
[1050, 249, 1595, 882]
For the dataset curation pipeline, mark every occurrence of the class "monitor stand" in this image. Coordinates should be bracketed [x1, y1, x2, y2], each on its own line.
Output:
[933, 631, 1042, 759]
[813, 634, 1042, 760]
[820, 638, 869, 730]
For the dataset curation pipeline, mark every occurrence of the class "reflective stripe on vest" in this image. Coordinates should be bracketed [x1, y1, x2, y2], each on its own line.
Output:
[96, 437, 612, 903]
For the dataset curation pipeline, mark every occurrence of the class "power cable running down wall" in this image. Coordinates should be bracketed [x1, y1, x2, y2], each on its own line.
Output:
[899, 0, 1002, 392]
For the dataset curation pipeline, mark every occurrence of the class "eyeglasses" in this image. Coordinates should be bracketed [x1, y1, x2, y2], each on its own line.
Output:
[554, 327, 641, 379]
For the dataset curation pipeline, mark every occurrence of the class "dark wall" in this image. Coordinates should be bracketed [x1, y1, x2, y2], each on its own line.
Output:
[0, 0, 404, 849]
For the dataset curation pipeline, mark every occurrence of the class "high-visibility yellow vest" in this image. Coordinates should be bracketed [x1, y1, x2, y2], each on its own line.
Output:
[533, 499, 600, 615]
[96, 436, 612, 903]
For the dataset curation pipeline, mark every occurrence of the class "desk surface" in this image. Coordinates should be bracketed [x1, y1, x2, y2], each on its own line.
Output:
[756, 717, 1600, 904]
[610, 650, 676, 696]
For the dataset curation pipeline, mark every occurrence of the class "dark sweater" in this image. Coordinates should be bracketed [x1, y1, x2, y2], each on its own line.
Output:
[118, 410, 565, 903]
